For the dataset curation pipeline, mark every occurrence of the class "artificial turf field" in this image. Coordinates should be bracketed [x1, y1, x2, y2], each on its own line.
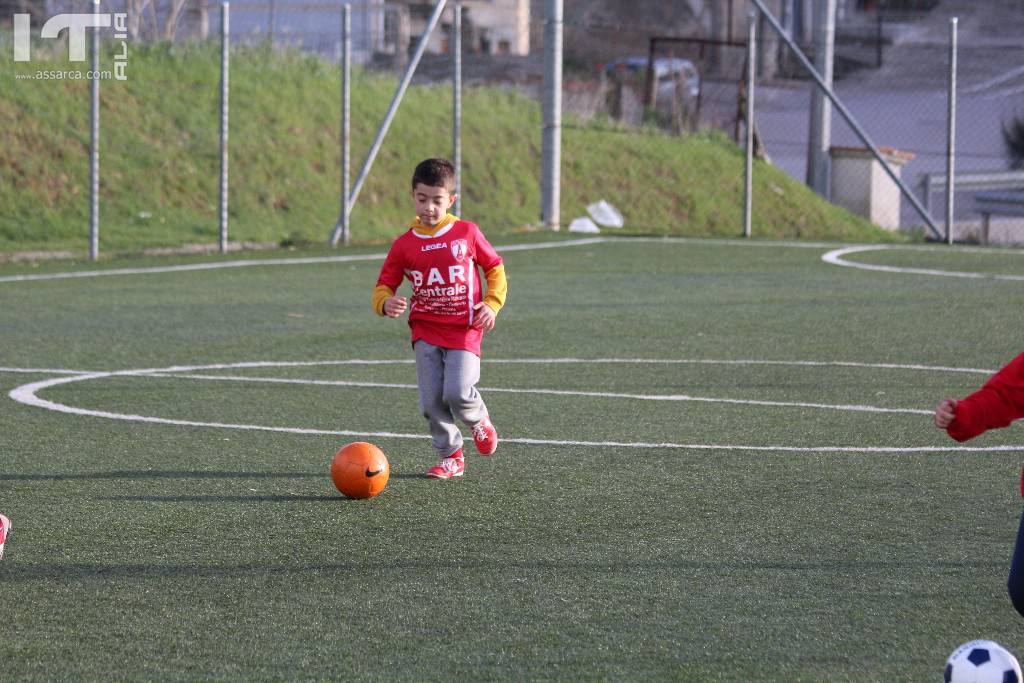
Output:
[1, 235, 1023, 681]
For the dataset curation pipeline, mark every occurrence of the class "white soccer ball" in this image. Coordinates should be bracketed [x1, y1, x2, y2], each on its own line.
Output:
[945, 640, 1022, 683]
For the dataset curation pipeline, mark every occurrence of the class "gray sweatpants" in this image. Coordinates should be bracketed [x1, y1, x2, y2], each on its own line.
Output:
[414, 340, 488, 458]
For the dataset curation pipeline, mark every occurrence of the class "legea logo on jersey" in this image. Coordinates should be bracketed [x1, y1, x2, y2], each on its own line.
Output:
[450, 239, 468, 263]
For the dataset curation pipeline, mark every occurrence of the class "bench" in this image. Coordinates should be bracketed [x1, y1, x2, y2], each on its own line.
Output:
[974, 190, 1024, 244]
[919, 170, 1024, 214]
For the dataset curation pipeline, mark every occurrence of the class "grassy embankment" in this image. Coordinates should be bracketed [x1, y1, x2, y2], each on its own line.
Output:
[1, 40, 905, 256]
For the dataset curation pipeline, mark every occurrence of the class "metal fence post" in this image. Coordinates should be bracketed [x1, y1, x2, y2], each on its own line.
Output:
[945, 17, 957, 245]
[219, 0, 230, 253]
[333, 3, 351, 246]
[452, 3, 462, 216]
[541, 0, 562, 231]
[743, 12, 756, 239]
[89, 0, 100, 261]
[805, 0, 835, 198]
[330, 0, 449, 246]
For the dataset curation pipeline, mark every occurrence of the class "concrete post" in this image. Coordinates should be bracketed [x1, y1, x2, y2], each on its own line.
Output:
[805, 0, 835, 197]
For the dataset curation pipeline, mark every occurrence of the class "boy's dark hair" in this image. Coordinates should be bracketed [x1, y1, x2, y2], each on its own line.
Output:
[411, 158, 456, 192]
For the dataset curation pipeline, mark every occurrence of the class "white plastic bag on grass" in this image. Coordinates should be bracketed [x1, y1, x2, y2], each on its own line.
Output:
[568, 217, 601, 233]
[586, 200, 624, 228]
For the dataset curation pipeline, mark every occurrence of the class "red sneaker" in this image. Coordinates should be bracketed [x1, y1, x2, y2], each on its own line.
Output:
[426, 450, 465, 480]
[472, 416, 498, 456]
[0, 514, 11, 561]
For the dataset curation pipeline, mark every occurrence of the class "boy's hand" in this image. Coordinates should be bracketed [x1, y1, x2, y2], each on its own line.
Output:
[383, 296, 407, 318]
[472, 302, 496, 331]
[934, 399, 957, 428]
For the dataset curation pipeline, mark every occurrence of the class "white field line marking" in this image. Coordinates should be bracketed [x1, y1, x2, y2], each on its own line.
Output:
[0, 236, 874, 285]
[0, 238, 607, 284]
[0, 253, 387, 283]
[822, 245, 1024, 281]
[4, 237, 1018, 286]
[483, 237, 607, 252]
[0, 358, 1000, 375]
[0, 367, 100, 375]
[8, 359, 1021, 453]
[504, 438, 1024, 453]
[7, 373, 1019, 453]
[487, 358, 996, 375]
[152, 372, 931, 415]
[91, 357, 997, 375]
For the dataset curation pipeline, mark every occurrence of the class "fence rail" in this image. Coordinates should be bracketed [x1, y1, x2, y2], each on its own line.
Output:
[920, 171, 1024, 214]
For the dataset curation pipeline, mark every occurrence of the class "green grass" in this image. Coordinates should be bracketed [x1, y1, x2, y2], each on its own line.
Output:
[0, 39, 902, 256]
[0, 235, 1022, 681]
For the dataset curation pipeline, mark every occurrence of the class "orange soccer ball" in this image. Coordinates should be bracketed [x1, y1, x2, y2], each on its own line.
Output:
[330, 442, 390, 499]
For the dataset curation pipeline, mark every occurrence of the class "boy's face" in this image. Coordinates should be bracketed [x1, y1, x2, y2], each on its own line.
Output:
[411, 182, 457, 227]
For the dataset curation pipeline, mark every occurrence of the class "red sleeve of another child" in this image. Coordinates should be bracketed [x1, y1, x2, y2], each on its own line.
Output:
[947, 352, 1024, 442]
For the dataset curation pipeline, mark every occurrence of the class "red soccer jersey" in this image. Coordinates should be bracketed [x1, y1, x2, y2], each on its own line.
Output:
[947, 352, 1024, 443]
[376, 219, 503, 356]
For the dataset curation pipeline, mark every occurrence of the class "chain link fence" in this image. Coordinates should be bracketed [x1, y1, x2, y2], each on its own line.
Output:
[535, 0, 1023, 244]
[9, 0, 1024, 250]
[755, 1, 1024, 244]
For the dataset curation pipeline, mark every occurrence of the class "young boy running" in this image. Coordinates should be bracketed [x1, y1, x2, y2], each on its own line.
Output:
[372, 158, 508, 479]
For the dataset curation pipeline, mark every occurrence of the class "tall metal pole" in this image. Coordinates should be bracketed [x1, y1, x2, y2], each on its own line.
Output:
[268, 0, 276, 45]
[219, 0, 230, 253]
[541, 0, 562, 230]
[805, 0, 835, 197]
[743, 12, 756, 239]
[89, 0, 100, 261]
[945, 17, 958, 245]
[334, 3, 351, 246]
[330, 0, 449, 246]
[452, 3, 462, 216]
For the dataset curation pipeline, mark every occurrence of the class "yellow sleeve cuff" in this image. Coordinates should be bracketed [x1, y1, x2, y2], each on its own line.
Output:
[372, 285, 394, 316]
[483, 264, 507, 314]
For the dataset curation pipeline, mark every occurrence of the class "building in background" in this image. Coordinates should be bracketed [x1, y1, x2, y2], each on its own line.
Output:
[394, 0, 529, 57]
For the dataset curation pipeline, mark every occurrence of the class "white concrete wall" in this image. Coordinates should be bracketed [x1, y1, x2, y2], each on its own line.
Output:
[830, 147, 912, 229]
[463, 0, 529, 55]
[417, 0, 529, 56]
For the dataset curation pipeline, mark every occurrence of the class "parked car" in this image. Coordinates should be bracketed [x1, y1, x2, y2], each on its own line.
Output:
[602, 56, 701, 102]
